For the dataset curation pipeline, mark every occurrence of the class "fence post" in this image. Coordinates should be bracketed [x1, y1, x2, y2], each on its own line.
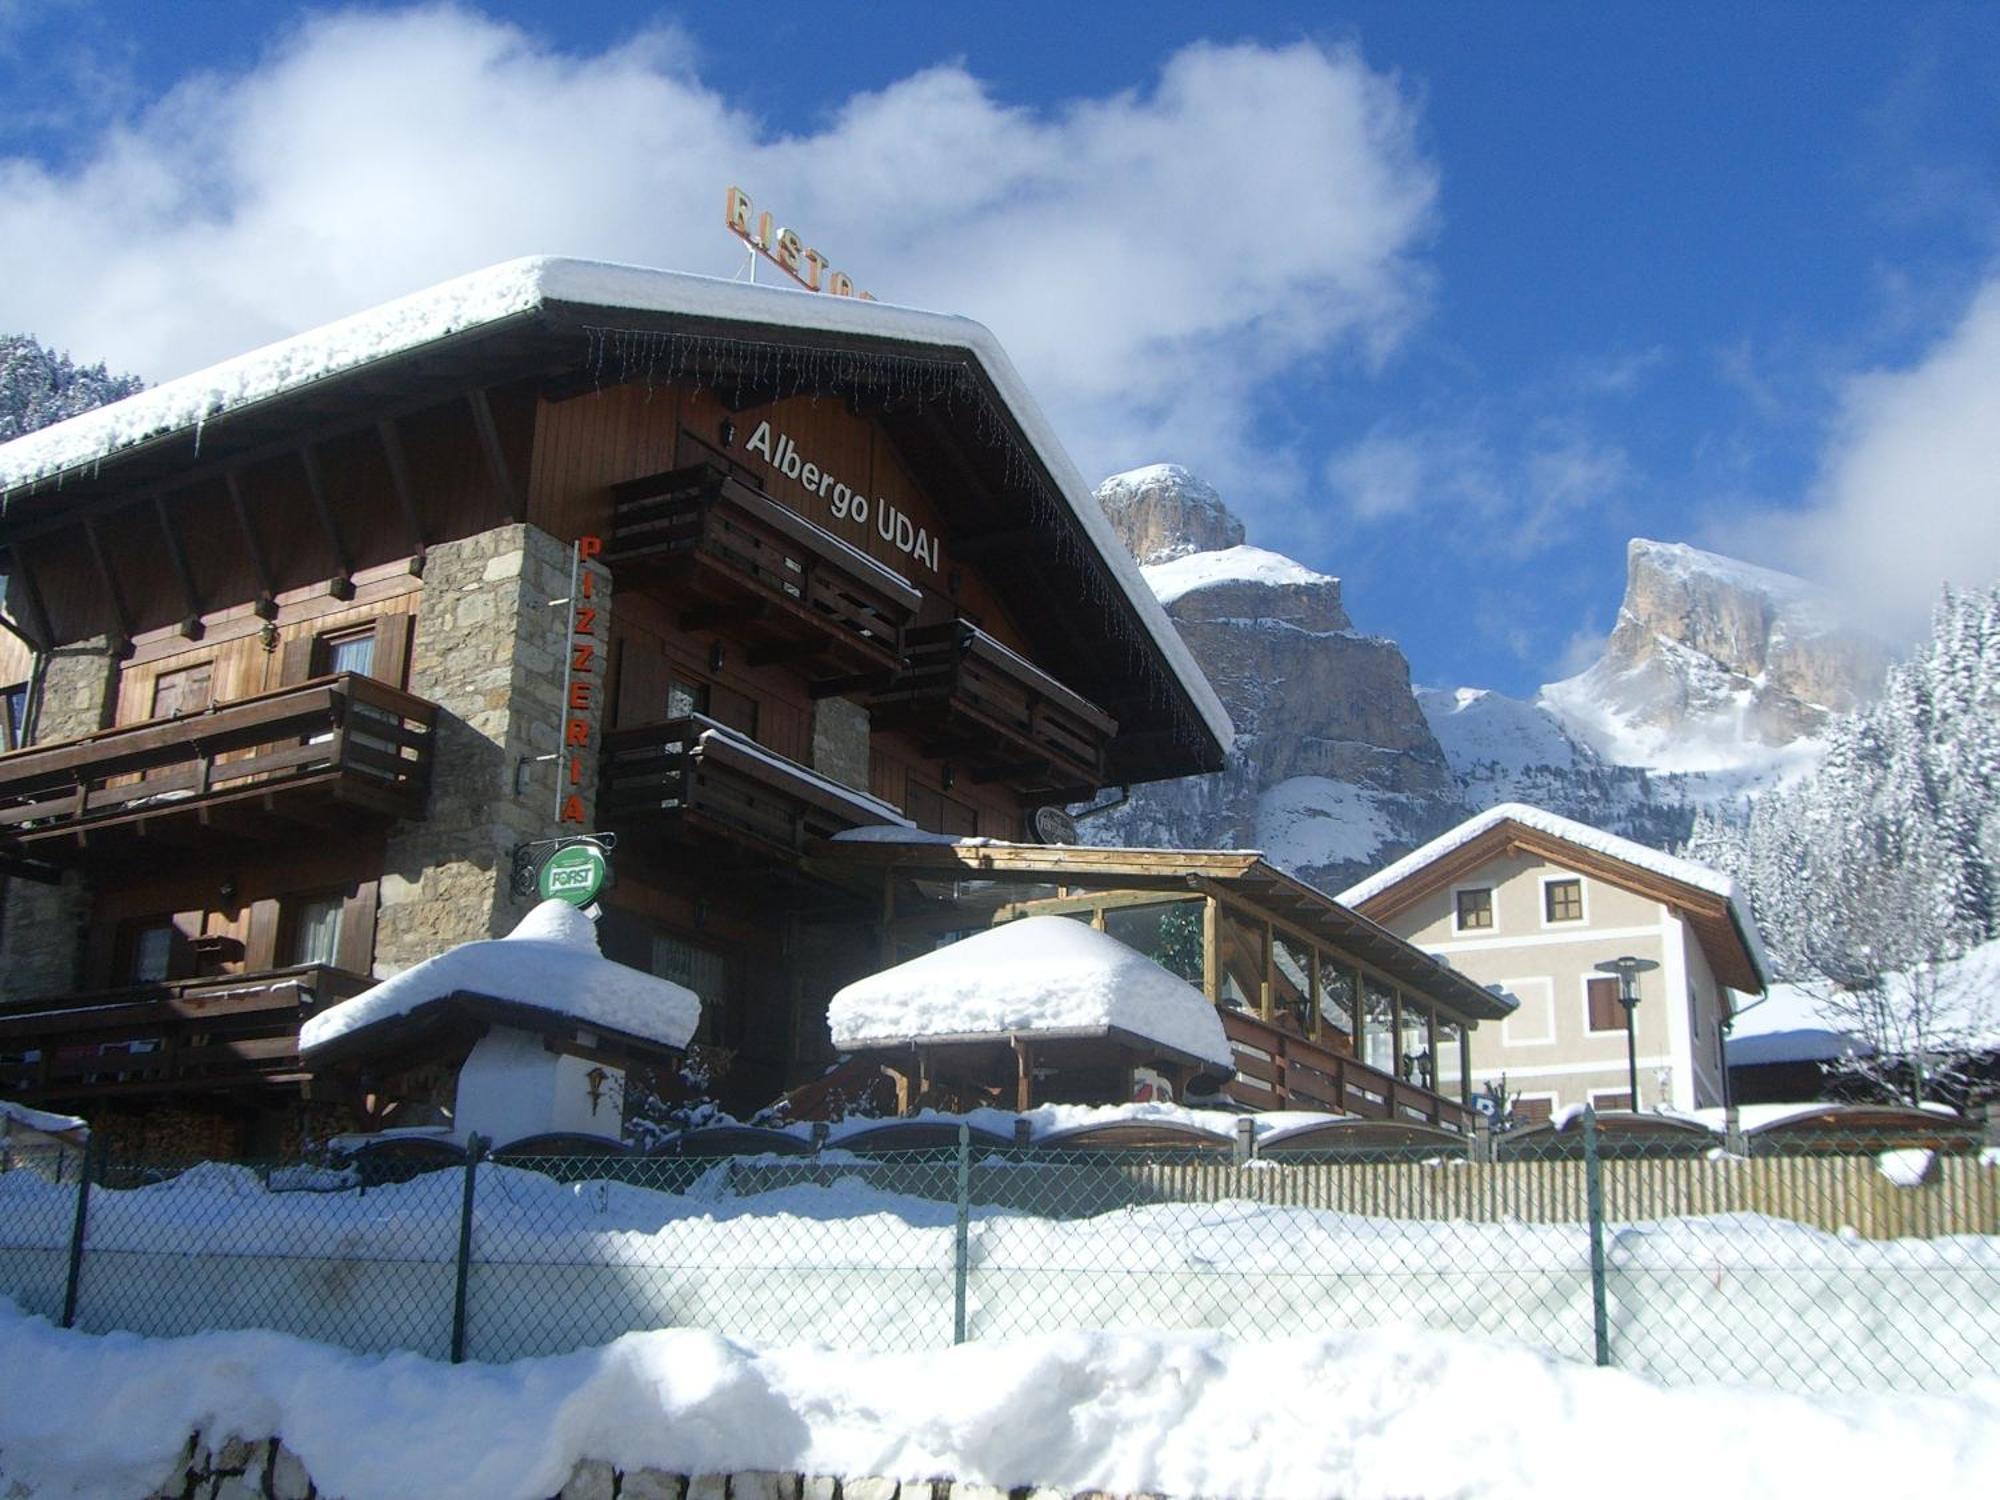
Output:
[952, 1123, 971, 1345]
[1233, 1116, 1255, 1164]
[59, 1132, 106, 1330]
[1581, 1107, 1610, 1367]
[450, 1135, 485, 1364]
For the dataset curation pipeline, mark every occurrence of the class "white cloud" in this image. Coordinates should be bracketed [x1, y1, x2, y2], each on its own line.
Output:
[1753, 275, 2000, 640]
[0, 5, 1437, 504]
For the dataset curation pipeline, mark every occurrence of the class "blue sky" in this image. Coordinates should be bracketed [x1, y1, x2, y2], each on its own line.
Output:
[3, 2, 1998, 698]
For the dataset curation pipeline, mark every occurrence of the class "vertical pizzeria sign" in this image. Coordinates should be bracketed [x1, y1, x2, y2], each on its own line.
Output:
[558, 535, 604, 825]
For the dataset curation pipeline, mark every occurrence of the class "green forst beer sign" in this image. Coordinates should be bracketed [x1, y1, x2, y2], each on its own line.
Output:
[538, 842, 608, 906]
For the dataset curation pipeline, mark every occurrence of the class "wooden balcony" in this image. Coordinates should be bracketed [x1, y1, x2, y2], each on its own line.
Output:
[603, 714, 912, 856]
[865, 621, 1117, 797]
[1219, 1008, 1474, 1133]
[0, 965, 373, 1103]
[0, 674, 436, 864]
[606, 463, 923, 679]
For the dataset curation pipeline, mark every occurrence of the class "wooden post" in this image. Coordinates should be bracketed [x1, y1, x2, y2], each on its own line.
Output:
[1014, 1038, 1033, 1111]
[1459, 1026, 1473, 1109]
[1307, 947, 1321, 1042]
[1259, 919, 1274, 1022]
[1201, 897, 1219, 1004]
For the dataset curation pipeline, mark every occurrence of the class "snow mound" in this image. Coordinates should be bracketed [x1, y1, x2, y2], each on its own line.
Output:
[828, 915, 1234, 1070]
[299, 900, 699, 1055]
[1142, 545, 1336, 607]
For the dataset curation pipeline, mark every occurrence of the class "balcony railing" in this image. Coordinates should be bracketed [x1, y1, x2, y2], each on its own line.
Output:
[606, 463, 922, 678]
[865, 621, 1118, 796]
[0, 674, 436, 861]
[1219, 1007, 1473, 1133]
[603, 714, 912, 855]
[0, 965, 373, 1102]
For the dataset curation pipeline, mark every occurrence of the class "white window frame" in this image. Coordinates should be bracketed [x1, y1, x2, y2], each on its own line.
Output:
[1451, 882, 1499, 936]
[1538, 872, 1588, 928]
[1497, 975, 1556, 1048]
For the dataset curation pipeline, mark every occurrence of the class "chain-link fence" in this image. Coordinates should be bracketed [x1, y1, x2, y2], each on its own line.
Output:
[3, 1115, 1995, 1393]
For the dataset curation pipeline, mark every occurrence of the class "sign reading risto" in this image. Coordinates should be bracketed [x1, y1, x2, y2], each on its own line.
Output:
[744, 419, 942, 574]
[725, 186, 875, 301]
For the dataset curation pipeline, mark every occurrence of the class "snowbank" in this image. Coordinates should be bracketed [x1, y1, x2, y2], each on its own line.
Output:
[828, 916, 1235, 1070]
[299, 900, 699, 1055]
[4, 1300, 1998, 1500]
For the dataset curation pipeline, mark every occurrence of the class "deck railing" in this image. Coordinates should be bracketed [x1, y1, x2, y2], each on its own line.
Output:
[0, 674, 436, 855]
[1219, 1007, 1474, 1132]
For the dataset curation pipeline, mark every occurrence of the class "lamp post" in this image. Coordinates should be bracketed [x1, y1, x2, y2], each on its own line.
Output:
[1595, 956, 1660, 1110]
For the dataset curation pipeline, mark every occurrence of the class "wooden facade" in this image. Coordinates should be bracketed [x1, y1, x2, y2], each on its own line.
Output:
[0, 267, 1475, 1149]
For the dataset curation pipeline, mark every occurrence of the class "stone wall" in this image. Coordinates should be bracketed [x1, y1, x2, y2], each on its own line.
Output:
[374, 524, 611, 974]
[0, 635, 121, 1000]
[135, 1434, 1118, 1500]
[810, 696, 871, 795]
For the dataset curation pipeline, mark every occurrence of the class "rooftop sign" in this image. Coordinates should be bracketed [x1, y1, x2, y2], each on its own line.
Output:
[726, 186, 875, 301]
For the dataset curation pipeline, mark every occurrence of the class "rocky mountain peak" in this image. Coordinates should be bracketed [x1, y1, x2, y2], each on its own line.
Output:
[1095, 463, 1245, 564]
[1541, 538, 1890, 771]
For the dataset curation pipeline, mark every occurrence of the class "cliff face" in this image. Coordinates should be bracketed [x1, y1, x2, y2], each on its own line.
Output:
[1540, 540, 1891, 772]
[1087, 470, 1463, 889]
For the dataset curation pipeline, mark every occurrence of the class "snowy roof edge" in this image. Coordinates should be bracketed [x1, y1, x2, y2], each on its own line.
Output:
[0, 256, 1232, 755]
[1337, 801, 1771, 986]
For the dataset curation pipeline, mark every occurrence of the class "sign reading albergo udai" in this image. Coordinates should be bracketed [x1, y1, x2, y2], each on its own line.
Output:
[743, 419, 943, 575]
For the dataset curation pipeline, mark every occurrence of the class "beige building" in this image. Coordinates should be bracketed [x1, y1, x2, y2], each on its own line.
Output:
[1339, 803, 1769, 1121]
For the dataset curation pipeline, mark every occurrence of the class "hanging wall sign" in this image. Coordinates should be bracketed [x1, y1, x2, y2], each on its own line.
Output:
[725, 186, 876, 301]
[538, 841, 609, 906]
[741, 418, 942, 573]
[559, 535, 605, 825]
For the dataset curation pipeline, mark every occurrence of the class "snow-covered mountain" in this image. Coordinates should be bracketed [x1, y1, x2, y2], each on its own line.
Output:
[1540, 539, 1888, 778]
[1085, 469, 1880, 890]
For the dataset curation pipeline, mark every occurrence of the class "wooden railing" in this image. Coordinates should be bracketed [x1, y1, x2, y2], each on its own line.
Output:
[868, 621, 1117, 793]
[0, 965, 373, 1101]
[603, 715, 909, 854]
[1219, 1008, 1473, 1133]
[606, 463, 922, 674]
[0, 674, 436, 855]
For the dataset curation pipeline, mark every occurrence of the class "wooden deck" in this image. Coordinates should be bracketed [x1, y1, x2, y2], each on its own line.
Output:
[1219, 1008, 1475, 1132]
[0, 965, 373, 1103]
[0, 674, 436, 862]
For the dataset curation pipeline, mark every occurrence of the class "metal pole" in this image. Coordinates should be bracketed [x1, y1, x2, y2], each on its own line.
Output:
[450, 1136, 485, 1363]
[552, 541, 582, 821]
[60, 1132, 105, 1329]
[1582, 1107, 1611, 1367]
[1624, 995, 1640, 1111]
[952, 1123, 971, 1345]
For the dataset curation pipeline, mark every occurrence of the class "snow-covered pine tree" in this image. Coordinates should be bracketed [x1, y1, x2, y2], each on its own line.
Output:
[0, 334, 143, 441]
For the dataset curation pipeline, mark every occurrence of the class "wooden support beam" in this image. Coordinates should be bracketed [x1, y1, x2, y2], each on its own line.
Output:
[298, 445, 356, 599]
[225, 472, 281, 619]
[375, 417, 429, 570]
[80, 518, 135, 650]
[1201, 896, 1219, 1005]
[1014, 1037, 1034, 1112]
[152, 495, 205, 638]
[807, 667, 901, 700]
[4, 548, 55, 649]
[467, 388, 522, 521]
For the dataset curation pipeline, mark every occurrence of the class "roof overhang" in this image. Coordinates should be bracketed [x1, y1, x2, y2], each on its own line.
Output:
[839, 1022, 1235, 1079]
[299, 988, 686, 1073]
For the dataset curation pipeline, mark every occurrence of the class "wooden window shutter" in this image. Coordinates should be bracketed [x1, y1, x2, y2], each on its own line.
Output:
[278, 632, 316, 687]
[1587, 976, 1625, 1032]
[371, 613, 415, 690]
[336, 880, 378, 975]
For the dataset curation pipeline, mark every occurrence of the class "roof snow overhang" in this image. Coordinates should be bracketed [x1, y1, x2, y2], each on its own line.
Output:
[298, 987, 687, 1073]
[0, 258, 1230, 784]
[1343, 816, 1769, 994]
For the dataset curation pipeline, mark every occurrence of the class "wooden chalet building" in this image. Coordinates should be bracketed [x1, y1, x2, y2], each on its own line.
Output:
[0, 257, 1494, 1153]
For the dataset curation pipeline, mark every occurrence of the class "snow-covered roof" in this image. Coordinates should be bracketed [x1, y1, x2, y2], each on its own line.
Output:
[1141, 544, 1337, 608]
[0, 1099, 88, 1141]
[1726, 937, 2000, 1067]
[299, 900, 699, 1057]
[1338, 801, 1771, 985]
[828, 914, 1235, 1071]
[0, 256, 1230, 757]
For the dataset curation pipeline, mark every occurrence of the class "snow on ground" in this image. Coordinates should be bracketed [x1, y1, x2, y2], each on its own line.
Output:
[1141, 544, 1337, 608]
[3, 1300, 1997, 1500]
[299, 899, 699, 1055]
[828, 915, 1234, 1070]
[0, 1100, 87, 1139]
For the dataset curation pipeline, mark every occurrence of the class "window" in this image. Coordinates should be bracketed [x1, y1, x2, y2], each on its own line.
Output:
[1, 681, 26, 751]
[151, 662, 213, 718]
[651, 933, 732, 1045]
[1454, 887, 1494, 932]
[317, 629, 376, 678]
[1544, 878, 1584, 923]
[1587, 975, 1626, 1033]
[1589, 1089, 1634, 1112]
[666, 675, 758, 738]
[286, 894, 345, 968]
[123, 919, 178, 984]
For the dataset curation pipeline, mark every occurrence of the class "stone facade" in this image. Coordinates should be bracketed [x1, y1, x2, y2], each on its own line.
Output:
[374, 524, 611, 975]
[133, 1435, 1150, 1500]
[810, 696, 871, 794]
[0, 635, 121, 1000]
